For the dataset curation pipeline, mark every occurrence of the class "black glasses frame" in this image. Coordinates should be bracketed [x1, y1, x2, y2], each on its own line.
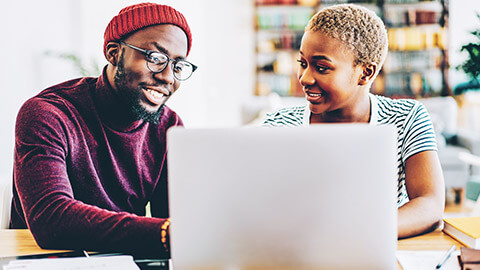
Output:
[120, 41, 197, 81]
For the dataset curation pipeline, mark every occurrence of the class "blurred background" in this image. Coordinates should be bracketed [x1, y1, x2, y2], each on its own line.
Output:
[1, 0, 480, 204]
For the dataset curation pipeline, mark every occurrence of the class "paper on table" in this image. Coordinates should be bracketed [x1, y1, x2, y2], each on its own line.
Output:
[2, 255, 139, 270]
[396, 250, 461, 270]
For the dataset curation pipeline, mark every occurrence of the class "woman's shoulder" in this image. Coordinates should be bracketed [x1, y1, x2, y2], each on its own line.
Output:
[371, 94, 433, 135]
[372, 94, 421, 111]
[371, 94, 427, 121]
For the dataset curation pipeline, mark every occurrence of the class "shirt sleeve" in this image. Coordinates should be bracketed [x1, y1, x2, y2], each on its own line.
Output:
[14, 98, 169, 258]
[401, 102, 438, 162]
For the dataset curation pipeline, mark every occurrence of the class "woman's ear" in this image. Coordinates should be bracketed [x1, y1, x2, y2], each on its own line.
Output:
[105, 42, 121, 66]
[359, 63, 377, 86]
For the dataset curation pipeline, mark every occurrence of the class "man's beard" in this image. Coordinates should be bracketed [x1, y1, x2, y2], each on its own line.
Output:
[113, 53, 164, 125]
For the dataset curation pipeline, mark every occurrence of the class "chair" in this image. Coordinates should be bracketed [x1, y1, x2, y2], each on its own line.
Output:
[0, 179, 13, 229]
[459, 152, 480, 216]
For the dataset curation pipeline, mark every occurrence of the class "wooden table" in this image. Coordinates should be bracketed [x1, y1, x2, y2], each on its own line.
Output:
[398, 229, 462, 251]
[0, 228, 464, 269]
[0, 229, 69, 258]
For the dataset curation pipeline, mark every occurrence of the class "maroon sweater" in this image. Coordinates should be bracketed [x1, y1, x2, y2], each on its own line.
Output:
[10, 69, 182, 258]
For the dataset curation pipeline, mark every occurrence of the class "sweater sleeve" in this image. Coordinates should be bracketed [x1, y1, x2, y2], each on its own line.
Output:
[14, 98, 169, 258]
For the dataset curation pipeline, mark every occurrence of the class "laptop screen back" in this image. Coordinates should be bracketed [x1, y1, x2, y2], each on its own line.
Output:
[167, 124, 398, 270]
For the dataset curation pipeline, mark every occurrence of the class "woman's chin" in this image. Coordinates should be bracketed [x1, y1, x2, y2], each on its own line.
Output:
[309, 103, 328, 115]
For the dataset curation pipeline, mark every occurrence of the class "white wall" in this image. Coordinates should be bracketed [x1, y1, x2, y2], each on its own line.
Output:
[0, 0, 255, 183]
[0, 0, 82, 180]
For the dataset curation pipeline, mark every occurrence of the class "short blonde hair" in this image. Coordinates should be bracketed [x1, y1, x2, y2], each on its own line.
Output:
[306, 4, 388, 68]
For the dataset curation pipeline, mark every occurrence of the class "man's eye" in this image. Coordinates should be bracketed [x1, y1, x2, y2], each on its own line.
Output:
[148, 53, 167, 65]
[174, 62, 185, 72]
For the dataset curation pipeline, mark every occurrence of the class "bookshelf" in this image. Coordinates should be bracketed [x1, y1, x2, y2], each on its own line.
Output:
[253, 0, 451, 99]
[254, 0, 320, 97]
[380, 0, 451, 98]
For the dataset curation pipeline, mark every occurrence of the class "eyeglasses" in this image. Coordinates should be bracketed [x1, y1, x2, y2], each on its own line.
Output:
[120, 42, 197, 81]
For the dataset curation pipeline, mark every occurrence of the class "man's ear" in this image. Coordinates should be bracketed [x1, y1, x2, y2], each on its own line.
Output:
[359, 63, 377, 86]
[105, 42, 121, 66]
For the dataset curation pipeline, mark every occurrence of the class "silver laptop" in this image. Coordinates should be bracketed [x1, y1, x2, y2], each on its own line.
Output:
[167, 124, 398, 270]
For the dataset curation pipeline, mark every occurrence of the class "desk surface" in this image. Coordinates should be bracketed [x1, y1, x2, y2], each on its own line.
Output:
[0, 228, 464, 270]
[398, 229, 462, 250]
[0, 229, 69, 258]
[1, 203, 470, 269]
[0, 228, 462, 256]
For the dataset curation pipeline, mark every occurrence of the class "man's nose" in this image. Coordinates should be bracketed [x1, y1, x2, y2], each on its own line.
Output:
[154, 62, 175, 85]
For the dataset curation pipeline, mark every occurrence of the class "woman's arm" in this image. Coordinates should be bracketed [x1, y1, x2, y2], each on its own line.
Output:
[398, 150, 445, 239]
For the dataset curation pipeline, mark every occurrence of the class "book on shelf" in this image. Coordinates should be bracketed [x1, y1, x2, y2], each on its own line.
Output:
[443, 216, 480, 249]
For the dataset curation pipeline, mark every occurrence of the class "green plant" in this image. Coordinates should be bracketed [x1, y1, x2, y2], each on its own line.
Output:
[457, 13, 480, 82]
[44, 51, 101, 77]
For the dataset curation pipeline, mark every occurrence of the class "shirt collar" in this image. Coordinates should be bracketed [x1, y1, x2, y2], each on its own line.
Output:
[93, 66, 146, 132]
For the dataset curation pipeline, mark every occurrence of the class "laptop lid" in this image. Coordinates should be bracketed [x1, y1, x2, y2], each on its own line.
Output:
[167, 124, 398, 270]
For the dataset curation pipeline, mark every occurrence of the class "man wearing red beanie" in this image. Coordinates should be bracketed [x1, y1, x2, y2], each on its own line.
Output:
[10, 3, 196, 259]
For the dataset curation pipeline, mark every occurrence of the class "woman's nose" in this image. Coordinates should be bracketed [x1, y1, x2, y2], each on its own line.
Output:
[298, 67, 315, 86]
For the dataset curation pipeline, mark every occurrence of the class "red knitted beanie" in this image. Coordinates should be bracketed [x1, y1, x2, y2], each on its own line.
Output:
[103, 3, 192, 57]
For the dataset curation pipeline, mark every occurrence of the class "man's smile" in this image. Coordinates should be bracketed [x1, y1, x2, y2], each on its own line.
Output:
[142, 86, 170, 106]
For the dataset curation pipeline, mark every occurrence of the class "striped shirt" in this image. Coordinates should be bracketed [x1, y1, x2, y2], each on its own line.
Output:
[263, 93, 438, 207]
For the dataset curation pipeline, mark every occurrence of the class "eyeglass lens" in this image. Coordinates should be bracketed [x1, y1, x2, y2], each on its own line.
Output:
[146, 52, 194, 81]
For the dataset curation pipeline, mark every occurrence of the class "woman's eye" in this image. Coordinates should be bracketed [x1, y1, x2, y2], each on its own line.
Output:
[316, 65, 329, 73]
[296, 60, 307, 68]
